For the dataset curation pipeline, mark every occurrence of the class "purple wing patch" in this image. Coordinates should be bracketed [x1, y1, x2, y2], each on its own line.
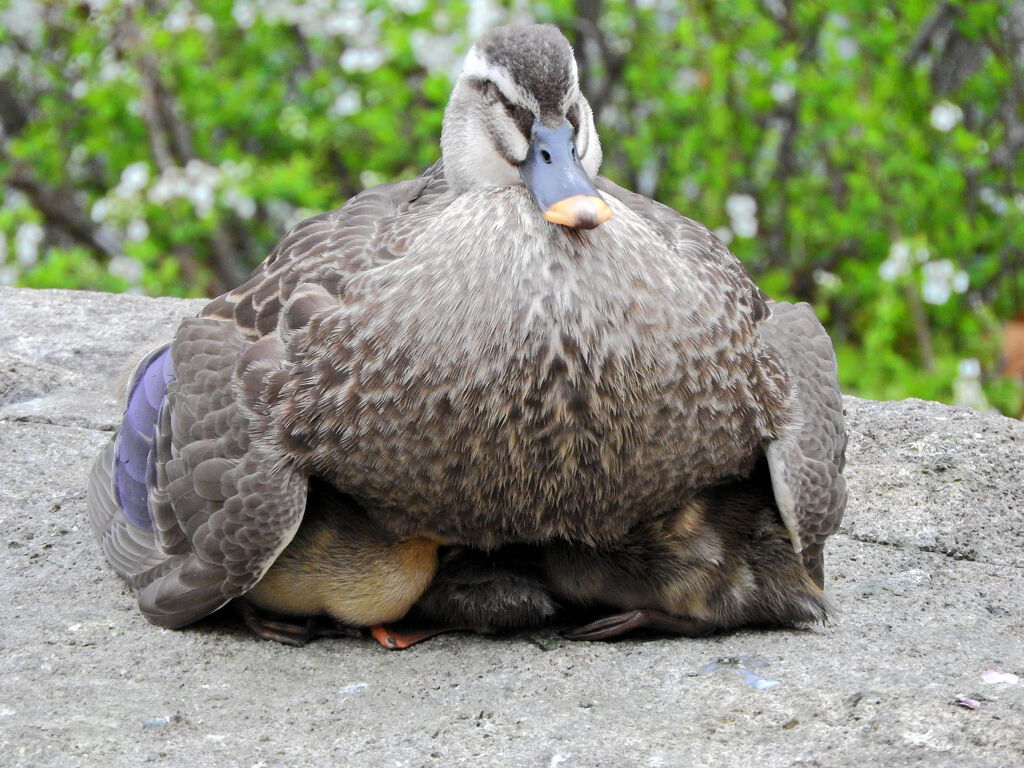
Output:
[113, 344, 174, 529]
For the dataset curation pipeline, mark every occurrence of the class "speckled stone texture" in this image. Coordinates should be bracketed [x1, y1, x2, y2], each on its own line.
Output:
[1, 286, 1022, 768]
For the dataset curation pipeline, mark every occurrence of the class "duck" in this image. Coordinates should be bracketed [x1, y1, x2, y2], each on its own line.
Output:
[87, 23, 846, 646]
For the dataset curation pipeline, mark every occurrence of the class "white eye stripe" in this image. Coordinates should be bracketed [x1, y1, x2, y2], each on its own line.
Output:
[461, 47, 534, 111]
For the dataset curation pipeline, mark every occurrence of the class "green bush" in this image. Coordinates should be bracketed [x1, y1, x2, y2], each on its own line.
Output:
[1, 0, 1022, 414]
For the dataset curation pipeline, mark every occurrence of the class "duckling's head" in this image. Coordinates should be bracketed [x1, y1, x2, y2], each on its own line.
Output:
[441, 24, 611, 230]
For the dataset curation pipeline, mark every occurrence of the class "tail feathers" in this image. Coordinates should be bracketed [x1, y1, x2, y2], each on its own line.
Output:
[86, 440, 120, 542]
[88, 438, 172, 590]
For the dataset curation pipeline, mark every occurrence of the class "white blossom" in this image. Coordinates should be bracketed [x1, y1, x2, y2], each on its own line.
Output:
[392, 0, 426, 13]
[835, 37, 858, 60]
[879, 240, 911, 281]
[15, 222, 44, 266]
[770, 81, 795, 104]
[725, 193, 758, 238]
[359, 170, 387, 190]
[118, 162, 150, 196]
[232, 1, 255, 28]
[0, 0, 44, 38]
[126, 218, 150, 242]
[164, 3, 192, 33]
[813, 269, 841, 290]
[952, 270, 969, 293]
[979, 187, 1008, 215]
[91, 198, 110, 223]
[636, 159, 660, 198]
[223, 187, 256, 219]
[188, 183, 215, 216]
[410, 30, 462, 74]
[920, 259, 967, 305]
[953, 358, 992, 412]
[339, 47, 386, 73]
[726, 193, 757, 221]
[929, 101, 963, 132]
[467, 0, 505, 39]
[323, 11, 362, 36]
[108, 254, 143, 283]
[673, 68, 702, 92]
[329, 90, 361, 118]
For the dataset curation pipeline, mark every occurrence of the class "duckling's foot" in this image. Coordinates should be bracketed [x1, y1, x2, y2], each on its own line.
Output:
[564, 609, 716, 641]
[369, 624, 473, 650]
[237, 602, 361, 647]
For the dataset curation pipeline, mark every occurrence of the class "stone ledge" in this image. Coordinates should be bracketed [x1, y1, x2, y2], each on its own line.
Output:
[1, 286, 1021, 767]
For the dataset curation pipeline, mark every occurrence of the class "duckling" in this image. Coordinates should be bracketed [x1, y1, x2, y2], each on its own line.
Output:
[545, 459, 830, 640]
[88, 23, 845, 645]
[239, 477, 440, 646]
[371, 544, 558, 649]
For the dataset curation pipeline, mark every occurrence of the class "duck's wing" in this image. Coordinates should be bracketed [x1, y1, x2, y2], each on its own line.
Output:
[89, 165, 451, 628]
[201, 161, 449, 339]
[88, 316, 308, 629]
[758, 301, 847, 587]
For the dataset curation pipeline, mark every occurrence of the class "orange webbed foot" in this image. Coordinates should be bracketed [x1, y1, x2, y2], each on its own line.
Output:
[369, 623, 474, 650]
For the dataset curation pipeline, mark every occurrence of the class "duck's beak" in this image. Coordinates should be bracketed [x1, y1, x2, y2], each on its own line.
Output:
[519, 120, 612, 230]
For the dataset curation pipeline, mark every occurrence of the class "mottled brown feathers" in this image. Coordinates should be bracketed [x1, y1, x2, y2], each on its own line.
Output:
[87, 24, 845, 640]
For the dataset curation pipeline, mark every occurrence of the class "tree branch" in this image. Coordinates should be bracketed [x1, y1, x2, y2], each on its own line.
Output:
[6, 164, 121, 259]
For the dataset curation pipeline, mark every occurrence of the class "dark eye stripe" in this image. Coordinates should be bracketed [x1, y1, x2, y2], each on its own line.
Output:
[469, 78, 535, 138]
[494, 89, 534, 137]
[567, 103, 581, 134]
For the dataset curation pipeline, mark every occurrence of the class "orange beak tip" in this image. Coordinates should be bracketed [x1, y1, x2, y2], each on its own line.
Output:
[543, 195, 613, 230]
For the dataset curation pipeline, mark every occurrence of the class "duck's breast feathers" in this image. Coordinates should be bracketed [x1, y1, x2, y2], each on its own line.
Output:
[595, 176, 771, 322]
[200, 162, 450, 339]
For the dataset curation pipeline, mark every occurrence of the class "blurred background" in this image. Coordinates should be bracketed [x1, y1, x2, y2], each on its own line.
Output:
[1, 0, 1022, 415]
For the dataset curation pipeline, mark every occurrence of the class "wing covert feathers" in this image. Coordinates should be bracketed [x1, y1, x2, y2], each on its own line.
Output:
[760, 301, 847, 587]
[91, 317, 308, 628]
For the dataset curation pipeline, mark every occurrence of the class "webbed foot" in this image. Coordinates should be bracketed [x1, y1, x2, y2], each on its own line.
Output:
[236, 602, 361, 647]
[564, 609, 716, 641]
[370, 623, 474, 650]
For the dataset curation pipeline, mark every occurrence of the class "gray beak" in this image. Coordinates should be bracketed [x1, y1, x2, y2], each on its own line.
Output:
[518, 120, 612, 230]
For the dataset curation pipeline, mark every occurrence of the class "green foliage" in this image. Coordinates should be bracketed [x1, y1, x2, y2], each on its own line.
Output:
[1, 0, 1022, 414]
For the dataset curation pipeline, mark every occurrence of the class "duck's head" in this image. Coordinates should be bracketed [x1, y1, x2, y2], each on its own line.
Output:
[440, 24, 611, 230]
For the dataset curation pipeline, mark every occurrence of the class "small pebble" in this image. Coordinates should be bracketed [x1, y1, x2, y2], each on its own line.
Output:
[954, 694, 980, 710]
[143, 713, 185, 729]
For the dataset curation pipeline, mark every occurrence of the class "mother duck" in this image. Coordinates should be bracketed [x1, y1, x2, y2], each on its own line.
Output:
[88, 24, 846, 645]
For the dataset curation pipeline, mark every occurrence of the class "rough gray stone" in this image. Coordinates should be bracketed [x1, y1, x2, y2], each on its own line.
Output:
[1, 286, 1021, 767]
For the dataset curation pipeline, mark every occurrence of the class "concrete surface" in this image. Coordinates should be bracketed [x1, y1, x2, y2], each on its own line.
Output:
[0, 286, 1022, 768]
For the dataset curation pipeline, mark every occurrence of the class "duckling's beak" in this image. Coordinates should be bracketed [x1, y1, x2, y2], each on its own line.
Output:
[519, 120, 612, 230]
